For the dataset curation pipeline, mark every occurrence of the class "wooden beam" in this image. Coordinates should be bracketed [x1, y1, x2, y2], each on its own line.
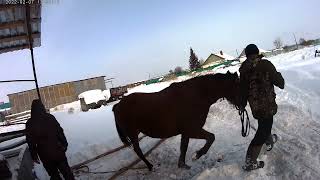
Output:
[71, 135, 147, 170]
[0, 133, 25, 143]
[0, 79, 35, 83]
[0, 20, 24, 29]
[0, 18, 41, 30]
[0, 129, 25, 136]
[1, 148, 21, 158]
[0, 44, 29, 54]
[0, 4, 16, 11]
[109, 139, 166, 180]
[0, 138, 26, 152]
[0, 4, 40, 11]
[0, 33, 40, 43]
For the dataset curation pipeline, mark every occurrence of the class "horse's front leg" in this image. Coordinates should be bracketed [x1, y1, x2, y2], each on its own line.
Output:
[191, 129, 215, 160]
[178, 135, 191, 169]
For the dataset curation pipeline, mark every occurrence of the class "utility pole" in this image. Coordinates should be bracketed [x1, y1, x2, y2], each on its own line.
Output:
[293, 33, 298, 49]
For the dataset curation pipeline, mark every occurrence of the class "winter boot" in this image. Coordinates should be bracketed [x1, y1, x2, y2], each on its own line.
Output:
[242, 145, 264, 171]
[242, 160, 264, 171]
[265, 134, 278, 151]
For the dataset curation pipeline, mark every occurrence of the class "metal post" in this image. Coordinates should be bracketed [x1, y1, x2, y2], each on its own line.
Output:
[25, 4, 41, 101]
[293, 33, 298, 50]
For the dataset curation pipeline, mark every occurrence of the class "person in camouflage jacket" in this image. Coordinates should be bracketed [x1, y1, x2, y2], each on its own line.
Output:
[239, 44, 285, 171]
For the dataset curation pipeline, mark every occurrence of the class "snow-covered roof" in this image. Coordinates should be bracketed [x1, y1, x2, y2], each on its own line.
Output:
[259, 48, 271, 53]
[212, 52, 235, 60]
[201, 51, 235, 68]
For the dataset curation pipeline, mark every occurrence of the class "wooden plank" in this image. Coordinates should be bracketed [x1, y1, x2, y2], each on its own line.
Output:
[0, 129, 25, 137]
[0, 138, 26, 152]
[0, 3, 40, 11]
[109, 139, 166, 180]
[71, 135, 147, 170]
[8, 117, 29, 124]
[0, 20, 24, 29]
[0, 33, 40, 43]
[0, 44, 29, 54]
[0, 133, 25, 143]
[1, 148, 21, 158]
[0, 18, 41, 30]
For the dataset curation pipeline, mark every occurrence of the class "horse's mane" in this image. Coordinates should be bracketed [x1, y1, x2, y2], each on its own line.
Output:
[164, 73, 232, 91]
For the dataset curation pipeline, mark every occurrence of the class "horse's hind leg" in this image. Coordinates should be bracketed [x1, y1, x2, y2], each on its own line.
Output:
[189, 129, 215, 160]
[178, 135, 191, 169]
[131, 135, 153, 171]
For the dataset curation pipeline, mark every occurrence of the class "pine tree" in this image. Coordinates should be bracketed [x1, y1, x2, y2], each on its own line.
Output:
[189, 48, 200, 70]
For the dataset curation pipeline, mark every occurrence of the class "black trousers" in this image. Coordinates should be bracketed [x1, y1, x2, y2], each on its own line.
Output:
[250, 116, 273, 146]
[43, 157, 75, 180]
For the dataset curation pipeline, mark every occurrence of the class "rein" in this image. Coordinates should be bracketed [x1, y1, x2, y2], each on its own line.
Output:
[236, 107, 250, 137]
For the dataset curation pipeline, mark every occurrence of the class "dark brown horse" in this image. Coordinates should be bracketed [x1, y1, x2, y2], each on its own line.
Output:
[112, 71, 240, 170]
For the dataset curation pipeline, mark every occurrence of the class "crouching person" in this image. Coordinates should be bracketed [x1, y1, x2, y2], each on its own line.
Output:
[26, 99, 75, 180]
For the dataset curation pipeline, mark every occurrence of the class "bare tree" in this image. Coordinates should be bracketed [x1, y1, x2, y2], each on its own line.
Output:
[273, 37, 283, 49]
[174, 66, 183, 74]
[299, 38, 306, 45]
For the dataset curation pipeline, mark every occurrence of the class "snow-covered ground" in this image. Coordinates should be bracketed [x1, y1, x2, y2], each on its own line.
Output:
[50, 100, 82, 113]
[2, 46, 320, 179]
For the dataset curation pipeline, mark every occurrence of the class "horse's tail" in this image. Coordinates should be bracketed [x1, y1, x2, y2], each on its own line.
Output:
[113, 103, 132, 147]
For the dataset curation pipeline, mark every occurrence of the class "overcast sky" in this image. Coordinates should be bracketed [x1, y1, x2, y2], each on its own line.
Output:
[1, 0, 319, 102]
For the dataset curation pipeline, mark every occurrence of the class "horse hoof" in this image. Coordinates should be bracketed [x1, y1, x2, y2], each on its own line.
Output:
[148, 164, 154, 171]
[192, 152, 200, 161]
[178, 163, 191, 170]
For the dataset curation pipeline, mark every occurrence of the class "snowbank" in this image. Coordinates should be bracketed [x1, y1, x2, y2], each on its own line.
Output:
[78, 89, 106, 105]
[102, 89, 111, 101]
[50, 100, 81, 113]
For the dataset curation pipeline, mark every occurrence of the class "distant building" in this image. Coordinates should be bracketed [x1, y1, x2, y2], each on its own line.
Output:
[0, 102, 11, 111]
[0, 102, 11, 121]
[201, 51, 235, 68]
[8, 76, 106, 114]
[0, 112, 4, 122]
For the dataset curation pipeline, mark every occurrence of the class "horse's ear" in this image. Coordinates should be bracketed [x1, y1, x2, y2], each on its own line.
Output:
[227, 70, 231, 74]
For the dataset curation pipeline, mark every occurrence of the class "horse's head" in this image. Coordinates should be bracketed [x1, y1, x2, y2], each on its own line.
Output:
[223, 71, 241, 108]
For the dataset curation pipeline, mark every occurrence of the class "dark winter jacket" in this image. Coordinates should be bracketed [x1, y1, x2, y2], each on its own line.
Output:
[26, 100, 68, 163]
[239, 57, 285, 119]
